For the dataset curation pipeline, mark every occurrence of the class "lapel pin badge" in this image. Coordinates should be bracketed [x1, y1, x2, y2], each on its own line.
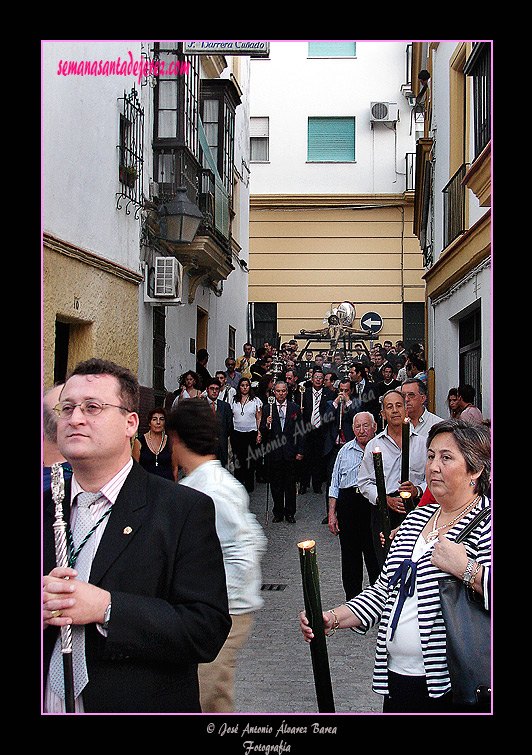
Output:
[123, 526, 133, 535]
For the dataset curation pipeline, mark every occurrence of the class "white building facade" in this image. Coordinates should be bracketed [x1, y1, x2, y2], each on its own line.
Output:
[250, 41, 423, 196]
[43, 41, 250, 421]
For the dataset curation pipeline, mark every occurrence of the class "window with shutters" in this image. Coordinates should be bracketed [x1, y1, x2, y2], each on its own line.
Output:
[307, 117, 356, 162]
[250, 117, 269, 162]
[308, 41, 356, 58]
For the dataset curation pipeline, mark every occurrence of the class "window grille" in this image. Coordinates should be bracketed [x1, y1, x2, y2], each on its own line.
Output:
[116, 87, 144, 218]
[464, 43, 491, 159]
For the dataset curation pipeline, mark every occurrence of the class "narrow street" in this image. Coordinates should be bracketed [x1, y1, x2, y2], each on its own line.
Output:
[234, 482, 382, 715]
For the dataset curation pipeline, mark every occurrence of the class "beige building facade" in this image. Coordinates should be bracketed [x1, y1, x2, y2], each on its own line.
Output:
[42, 234, 141, 389]
[248, 42, 426, 355]
[249, 193, 424, 350]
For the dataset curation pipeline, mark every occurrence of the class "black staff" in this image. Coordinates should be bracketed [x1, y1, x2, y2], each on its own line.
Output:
[373, 447, 391, 555]
[50, 463, 76, 713]
[401, 417, 410, 484]
[298, 539, 335, 712]
[401, 418, 414, 513]
[265, 395, 275, 524]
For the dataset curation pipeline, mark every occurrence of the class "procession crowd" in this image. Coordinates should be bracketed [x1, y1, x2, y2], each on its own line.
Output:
[42, 337, 491, 715]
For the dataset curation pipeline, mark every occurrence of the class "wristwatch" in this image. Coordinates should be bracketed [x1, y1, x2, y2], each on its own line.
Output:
[461, 558, 475, 585]
[103, 600, 112, 630]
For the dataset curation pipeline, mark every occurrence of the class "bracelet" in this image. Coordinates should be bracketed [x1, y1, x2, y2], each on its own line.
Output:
[461, 558, 475, 585]
[468, 561, 482, 589]
[325, 609, 340, 637]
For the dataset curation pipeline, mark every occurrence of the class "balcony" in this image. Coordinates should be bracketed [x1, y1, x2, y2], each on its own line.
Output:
[442, 163, 469, 249]
[149, 144, 234, 301]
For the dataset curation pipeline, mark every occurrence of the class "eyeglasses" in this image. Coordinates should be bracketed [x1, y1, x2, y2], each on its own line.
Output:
[54, 400, 130, 418]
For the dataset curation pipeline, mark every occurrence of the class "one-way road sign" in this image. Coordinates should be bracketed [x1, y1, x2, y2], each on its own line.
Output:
[360, 311, 383, 334]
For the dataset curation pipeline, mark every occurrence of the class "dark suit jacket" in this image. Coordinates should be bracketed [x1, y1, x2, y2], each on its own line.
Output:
[214, 398, 233, 467]
[300, 385, 336, 456]
[351, 380, 382, 429]
[322, 399, 356, 457]
[302, 386, 336, 432]
[260, 400, 304, 461]
[43, 461, 230, 713]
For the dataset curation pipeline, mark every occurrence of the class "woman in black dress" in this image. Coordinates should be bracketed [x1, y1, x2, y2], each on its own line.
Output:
[132, 407, 176, 481]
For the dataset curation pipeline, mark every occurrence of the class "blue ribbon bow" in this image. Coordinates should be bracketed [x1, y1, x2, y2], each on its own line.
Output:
[388, 559, 418, 641]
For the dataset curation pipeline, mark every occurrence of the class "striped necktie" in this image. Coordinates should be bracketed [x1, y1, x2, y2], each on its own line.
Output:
[48, 491, 104, 701]
[312, 390, 321, 428]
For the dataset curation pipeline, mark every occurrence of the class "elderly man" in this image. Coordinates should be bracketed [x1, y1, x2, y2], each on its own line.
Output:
[328, 412, 381, 600]
[358, 389, 427, 567]
[43, 383, 72, 492]
[401, 378, 443, 436]
[42, 358, 230, 713]
[260, 380, 304, 522]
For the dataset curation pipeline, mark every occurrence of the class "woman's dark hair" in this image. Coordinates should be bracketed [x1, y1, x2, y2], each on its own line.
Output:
[427, 418, 491, 498]
[147, 406, 166, 422]
[179, 370, 199, 387]
[166, 398, 217, 455]
[68, 358, 139, 412]
[235, 376, 256, 401]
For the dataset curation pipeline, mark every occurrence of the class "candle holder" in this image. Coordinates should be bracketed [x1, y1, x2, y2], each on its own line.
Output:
[298, 539, 335, 713]
[400, 490, 415, 514]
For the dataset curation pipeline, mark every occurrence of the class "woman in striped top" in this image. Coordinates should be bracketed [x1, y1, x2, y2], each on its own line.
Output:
[300, 419, 491, 713]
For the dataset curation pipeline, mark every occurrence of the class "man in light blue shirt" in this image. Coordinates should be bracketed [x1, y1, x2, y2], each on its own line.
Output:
[328, 412, 381, 600]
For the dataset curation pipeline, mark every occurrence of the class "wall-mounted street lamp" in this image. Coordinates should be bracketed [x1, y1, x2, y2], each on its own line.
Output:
[157, 187, 203, 244]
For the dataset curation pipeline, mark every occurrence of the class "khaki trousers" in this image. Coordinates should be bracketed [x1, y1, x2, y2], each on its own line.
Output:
[198, 612, 254, 713]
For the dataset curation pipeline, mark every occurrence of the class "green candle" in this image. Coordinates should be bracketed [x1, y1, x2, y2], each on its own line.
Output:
[298, 539, 335, 713]
[373, 448, 391, 550]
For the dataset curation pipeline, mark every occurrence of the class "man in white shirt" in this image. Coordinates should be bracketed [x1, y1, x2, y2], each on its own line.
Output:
[168, 397, 267, 713]
[400, 378, 444, 436]
[358, 389, 427, 567]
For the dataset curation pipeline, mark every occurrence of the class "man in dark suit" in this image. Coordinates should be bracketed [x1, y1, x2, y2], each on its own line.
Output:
[195, 348, 212, 390]
[204, 377, 233, 468]
[300, 369, 336, 494]
[322, 380, 357, 483]
[350, 362, 381, 430]
[42, 358, 230, 713]
[260, 381, 304, 522]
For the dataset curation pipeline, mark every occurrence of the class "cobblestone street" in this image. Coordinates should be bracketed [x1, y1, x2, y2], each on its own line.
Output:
[233, 481, 382, 715]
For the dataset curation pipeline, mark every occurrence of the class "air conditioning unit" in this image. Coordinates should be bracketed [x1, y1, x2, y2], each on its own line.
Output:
[370, 102, 399, 123]
[143, 257, 184, 306]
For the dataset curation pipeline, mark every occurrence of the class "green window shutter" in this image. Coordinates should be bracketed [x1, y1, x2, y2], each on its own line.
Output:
[308, 117, 355, 162]
[308, 42, 356, 57]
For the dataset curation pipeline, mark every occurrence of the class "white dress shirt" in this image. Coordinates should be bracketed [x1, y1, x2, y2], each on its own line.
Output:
[180, 460, 267, 614]
[412, 409, 444, 436]
[357, 426, 427, 505]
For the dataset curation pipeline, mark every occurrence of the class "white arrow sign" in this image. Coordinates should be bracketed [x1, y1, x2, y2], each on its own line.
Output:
[360, 312, 383, 333]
